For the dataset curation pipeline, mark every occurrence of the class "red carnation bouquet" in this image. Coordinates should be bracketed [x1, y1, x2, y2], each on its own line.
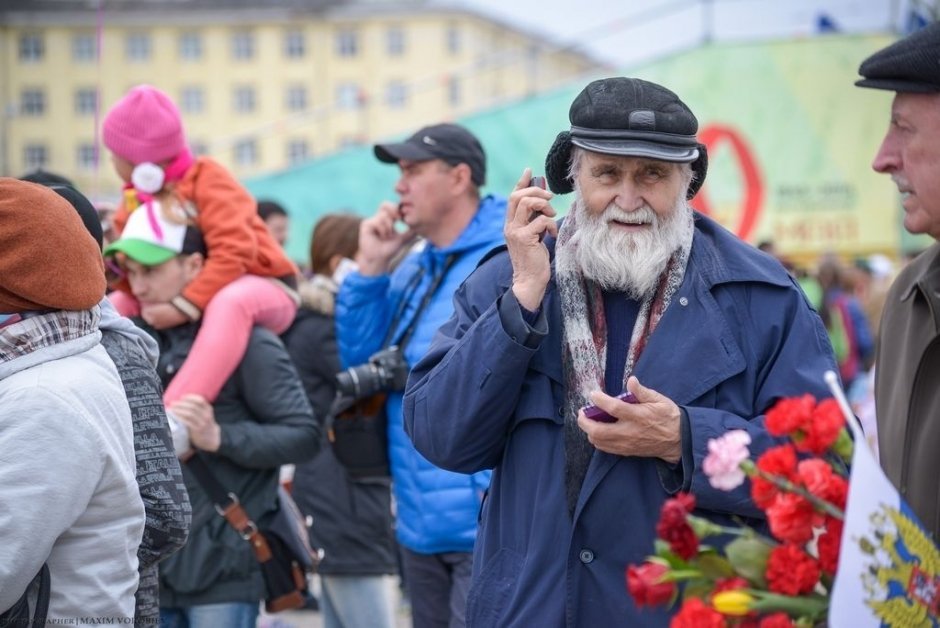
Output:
[626, 394, 854, 627]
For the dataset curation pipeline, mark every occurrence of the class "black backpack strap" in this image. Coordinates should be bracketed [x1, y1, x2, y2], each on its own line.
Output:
[0, 563, 50, 627]
[31, 564, 50, 626]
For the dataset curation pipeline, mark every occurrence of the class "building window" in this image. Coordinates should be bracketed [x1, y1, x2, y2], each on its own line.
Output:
[446, 25, 461, 54]
[385, 81, 407, 109]
[75, 88, 97, 116]
[336, 29, 358, 57]
[180, 86, 205, 114]
[287, 139, 308, 165]
[448, 76, 461, 107]
[285, 85, 307, 112]
[21, 89, 46, 116]
[284, 29, 305, 58]
[179, 32, 203, 60]
[233, 86, 256, 113]
[72, 34, 96, 62]
[336, 83, 361, 110]
[232, 30, 255, 60]
[387, 27, 405, 56]
[76, 143, 98, 171]
[24, 144, 48, 170]
[19, 34, 44, 62]
[234, 139, 258, 166]
[126, 32, 152, 62]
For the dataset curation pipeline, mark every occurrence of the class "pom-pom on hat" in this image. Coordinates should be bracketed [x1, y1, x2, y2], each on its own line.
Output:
[103, 85, 186, 165]
[856, 22, 940, 93]
[0, 178, 106, 312]
[545, 77, 708, 199]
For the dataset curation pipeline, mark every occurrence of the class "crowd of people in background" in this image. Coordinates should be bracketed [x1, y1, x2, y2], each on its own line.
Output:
[2, 19, 939, 628]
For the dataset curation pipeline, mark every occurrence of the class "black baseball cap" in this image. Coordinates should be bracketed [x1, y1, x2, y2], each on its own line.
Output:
[374, 123, 487, 186]
[856, 22, 940, 93]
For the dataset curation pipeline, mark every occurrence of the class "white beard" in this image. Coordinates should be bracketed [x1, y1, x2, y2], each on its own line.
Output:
[568, 194, 694, 299]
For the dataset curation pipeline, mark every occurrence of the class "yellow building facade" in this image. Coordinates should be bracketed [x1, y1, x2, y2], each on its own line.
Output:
[0, 0, 604, 196]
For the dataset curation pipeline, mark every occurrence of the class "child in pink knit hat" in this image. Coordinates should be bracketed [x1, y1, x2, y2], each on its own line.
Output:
[102, 84, 300, 415]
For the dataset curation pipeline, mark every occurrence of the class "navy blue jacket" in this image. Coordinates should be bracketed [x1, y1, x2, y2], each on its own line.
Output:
[404, 214, 837, 626]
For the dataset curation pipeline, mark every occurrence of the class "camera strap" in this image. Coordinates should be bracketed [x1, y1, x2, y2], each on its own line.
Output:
[384, 253, 459, 351]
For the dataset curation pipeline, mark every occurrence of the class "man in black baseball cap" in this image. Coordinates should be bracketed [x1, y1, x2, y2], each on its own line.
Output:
[402, 77, 836, 625]
[856, 22, 940, 541]
[334, 121, 506, 628]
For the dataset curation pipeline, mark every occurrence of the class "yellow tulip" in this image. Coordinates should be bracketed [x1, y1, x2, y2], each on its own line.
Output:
[712, 590, 754, 616]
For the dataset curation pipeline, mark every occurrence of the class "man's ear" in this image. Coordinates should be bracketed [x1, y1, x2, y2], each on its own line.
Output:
[181, 252, 205, 280]
[450, 162, 473, 194]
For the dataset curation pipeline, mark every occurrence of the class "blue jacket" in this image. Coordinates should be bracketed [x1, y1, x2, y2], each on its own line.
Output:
[336, 194, 505, 554]
[403, 214, 838, 626]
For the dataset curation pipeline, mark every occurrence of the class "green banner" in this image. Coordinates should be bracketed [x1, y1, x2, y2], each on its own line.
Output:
[246, 34, 921, 265]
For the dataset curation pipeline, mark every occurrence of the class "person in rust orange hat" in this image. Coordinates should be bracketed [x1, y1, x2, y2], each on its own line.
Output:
[0, 178, 145, 622]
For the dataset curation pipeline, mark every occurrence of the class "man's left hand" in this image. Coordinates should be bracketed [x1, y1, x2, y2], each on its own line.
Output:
[141, 302, 189, 330]
[169, 394, 221, 452]
[577, 376, 682, 463]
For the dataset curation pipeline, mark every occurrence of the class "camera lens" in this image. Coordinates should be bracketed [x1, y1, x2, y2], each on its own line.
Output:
[336, 363, 383, 399]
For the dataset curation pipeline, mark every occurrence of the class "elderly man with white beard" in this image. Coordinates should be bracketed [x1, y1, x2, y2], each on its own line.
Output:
[403, 77, 839, 626]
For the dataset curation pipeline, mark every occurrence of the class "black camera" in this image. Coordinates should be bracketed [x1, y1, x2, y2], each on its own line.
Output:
[336, 345, 409, 400]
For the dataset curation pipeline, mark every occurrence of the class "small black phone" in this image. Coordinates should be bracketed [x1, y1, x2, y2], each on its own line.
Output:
[581, 391, 639, 423]
[528, 176, 548, 241]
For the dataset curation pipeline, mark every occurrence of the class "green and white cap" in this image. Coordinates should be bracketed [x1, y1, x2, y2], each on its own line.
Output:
[104, 200, 204, 265]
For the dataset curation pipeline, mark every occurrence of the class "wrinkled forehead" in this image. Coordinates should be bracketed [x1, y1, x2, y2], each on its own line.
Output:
[890, 90, 940, 118]
[582, 151, 683, 172]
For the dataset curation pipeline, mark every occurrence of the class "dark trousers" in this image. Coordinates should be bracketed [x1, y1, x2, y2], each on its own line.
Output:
[400, 547, 473, 628]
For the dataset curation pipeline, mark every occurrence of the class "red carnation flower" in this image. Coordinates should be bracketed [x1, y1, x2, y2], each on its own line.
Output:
[765, 394, 815, 437]
[759, 613, 795, 627]
[817, 517, 844, 576]
[656, 493, 699, 560]
[752, 444, 798, 508]
[797, 398, 845, 455]
[669, 598, 727, 628]
[797, 459, 848, 510]
[626, 562, 675, 607]
[766, 492, 816, 544]
[765, 544, 820, 595]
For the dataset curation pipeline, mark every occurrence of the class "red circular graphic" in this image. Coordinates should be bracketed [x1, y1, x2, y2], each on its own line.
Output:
[691, 124, 764, 242]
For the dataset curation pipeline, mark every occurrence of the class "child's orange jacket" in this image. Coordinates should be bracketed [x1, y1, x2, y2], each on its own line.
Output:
[114, 156, 298, 316]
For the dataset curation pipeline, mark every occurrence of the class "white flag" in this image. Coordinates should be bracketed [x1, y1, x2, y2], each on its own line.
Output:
[829, 373, 939, 626]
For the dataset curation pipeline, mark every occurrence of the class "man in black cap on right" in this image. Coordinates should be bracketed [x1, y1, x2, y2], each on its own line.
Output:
[856, 22, 940, 539]
[403, 78, 837, 624]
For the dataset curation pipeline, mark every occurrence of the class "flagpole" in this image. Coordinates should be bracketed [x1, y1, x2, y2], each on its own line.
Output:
[823, 370, 865, 439]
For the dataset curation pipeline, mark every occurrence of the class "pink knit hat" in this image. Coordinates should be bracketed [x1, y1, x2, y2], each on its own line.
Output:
[102, 85, 186, 165]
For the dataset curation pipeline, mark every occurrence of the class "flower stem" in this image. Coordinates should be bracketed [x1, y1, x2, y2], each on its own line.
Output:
[742, 462, 844, 520]
[746, 590, 829, 619]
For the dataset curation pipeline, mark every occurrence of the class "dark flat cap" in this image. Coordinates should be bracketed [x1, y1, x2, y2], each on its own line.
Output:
[545, 77, 708, 198]
[568, 77, 700, 162]
[857, 22, 940, 93]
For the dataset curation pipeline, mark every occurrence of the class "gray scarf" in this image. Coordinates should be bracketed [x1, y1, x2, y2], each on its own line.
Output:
[555, 208, 690, 515]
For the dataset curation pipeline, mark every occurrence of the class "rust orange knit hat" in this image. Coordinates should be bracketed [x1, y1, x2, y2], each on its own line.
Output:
[0, 178, 106, 312]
